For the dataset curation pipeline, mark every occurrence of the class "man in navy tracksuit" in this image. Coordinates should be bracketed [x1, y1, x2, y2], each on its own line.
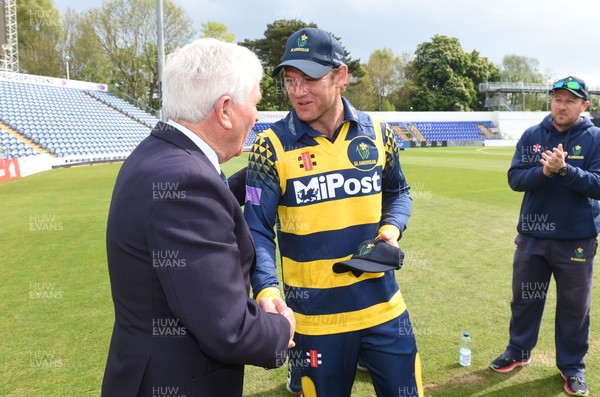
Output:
[490, 76, 600, 396]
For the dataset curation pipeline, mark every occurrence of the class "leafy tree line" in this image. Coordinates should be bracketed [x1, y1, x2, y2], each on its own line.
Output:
[15, 0, 549, 113]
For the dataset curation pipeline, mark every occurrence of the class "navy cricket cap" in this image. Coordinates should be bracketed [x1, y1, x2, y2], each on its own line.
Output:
[272, 27, 345, 79]
[332, 239, 404, 277]
[549, 76, 588, 100]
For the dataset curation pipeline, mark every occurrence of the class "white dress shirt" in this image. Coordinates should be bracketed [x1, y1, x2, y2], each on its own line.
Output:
[167, 119, 221, 175]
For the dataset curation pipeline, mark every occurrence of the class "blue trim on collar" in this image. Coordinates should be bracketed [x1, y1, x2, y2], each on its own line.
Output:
[284, 97, 368, 145]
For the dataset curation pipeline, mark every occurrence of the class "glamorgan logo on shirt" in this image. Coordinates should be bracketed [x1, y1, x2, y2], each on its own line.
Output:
[570, 145, 584, 160]
[348, 136, 378, 171]
[292, 170, 382, 205]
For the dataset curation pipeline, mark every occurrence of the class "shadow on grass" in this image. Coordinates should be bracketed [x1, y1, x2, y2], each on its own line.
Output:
[244, 383, 289, 397]
[244, 369, 376, 396]
[244, 366, 566, 397]
[425, 365, 563, 397]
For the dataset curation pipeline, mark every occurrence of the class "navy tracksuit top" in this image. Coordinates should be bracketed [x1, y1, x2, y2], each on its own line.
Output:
[508, 114, 600, 240]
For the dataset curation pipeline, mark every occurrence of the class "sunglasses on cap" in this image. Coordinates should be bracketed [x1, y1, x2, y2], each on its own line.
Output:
[553, 80, 582, 91]
[552, 79, 587, 99]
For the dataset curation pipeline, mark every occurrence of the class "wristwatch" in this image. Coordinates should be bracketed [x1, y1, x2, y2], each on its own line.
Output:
[558, 165, 568, 177]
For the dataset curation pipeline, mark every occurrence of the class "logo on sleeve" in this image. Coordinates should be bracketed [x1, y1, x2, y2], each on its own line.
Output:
[245, 186, 262, 205]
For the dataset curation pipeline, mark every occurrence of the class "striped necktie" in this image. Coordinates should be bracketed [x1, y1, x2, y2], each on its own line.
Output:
[220, 170, 229, 187]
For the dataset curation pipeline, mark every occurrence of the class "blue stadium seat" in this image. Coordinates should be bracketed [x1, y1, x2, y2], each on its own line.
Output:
[0, 78, 157, 159]
[410, 121, 488, 141]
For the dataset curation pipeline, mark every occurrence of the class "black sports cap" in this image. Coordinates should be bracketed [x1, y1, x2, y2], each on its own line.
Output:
[272, 27, 345, 79]
[332, 239, 404, 278]
[549, 76, 588, 100]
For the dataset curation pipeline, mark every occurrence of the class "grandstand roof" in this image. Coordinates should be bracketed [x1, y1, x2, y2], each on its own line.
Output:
[479, 82, 600, 95]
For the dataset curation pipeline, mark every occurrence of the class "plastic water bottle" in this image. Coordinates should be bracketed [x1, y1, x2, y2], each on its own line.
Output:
[459, 332, 471, 366]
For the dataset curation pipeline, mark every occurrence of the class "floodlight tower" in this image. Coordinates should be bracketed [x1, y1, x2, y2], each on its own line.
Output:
[1, 0, 19, 72]
[1, 43, 8, 71]
[156, 0, 165, 120]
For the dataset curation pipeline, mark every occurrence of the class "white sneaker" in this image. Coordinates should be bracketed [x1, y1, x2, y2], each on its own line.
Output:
[286, 367, 303, 395]
[357, 360, 368, 372]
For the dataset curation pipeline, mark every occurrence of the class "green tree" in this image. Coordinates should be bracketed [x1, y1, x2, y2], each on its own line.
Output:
[344, 64, 376, 110]
[200, 21, 234, 42]
[62, 8, 110, 83]
[366, 48, 401, 111]
[408, 35, 473, 111]
[406, 35, 498, 111]
[88, 0, 194, 110]
[467, 50, 500, 110]
[499, 54, 548, 110]
[388, 49, 414, 111]
[500, 54, 545, 83]
[389, 78, 418, 111]
[17, 0, 64, 77]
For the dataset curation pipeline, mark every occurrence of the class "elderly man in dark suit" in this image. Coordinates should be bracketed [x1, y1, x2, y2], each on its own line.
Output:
[101, 38, 295, 397]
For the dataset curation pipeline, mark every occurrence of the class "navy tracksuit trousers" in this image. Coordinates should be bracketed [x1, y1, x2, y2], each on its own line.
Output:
[288, 311, 423, 397]
[506, 234, 596, 377]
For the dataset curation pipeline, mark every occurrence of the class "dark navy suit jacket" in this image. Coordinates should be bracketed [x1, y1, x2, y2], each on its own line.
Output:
[101, 122, 289, 396]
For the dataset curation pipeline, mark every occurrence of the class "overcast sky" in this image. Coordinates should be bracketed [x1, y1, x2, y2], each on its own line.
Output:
[53, 0, 600, 88]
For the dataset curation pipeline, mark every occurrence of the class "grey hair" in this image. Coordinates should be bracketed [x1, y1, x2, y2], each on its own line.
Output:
[161, 38, 263, 122]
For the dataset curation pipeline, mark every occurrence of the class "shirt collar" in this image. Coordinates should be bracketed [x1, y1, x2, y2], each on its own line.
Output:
[167, 119, 221, 174]
[286, 97, 361, 145]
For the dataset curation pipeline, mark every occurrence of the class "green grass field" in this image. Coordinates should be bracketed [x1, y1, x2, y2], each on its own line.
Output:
[1, 146, 598, 396]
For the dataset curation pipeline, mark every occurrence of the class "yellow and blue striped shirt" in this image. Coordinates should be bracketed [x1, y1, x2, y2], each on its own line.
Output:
[244, 98, 412, 335]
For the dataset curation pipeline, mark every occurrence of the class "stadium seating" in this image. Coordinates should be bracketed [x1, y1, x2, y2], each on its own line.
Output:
[246, 120, 500, 148]
[0, 128, 38, 158]
[404, 121, 496, 141]
[0, 77, 498, 162]
[0, 78, 159, 161]
[86, 90, 159, 128]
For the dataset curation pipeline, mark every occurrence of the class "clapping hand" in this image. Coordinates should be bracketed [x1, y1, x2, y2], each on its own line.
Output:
[540, 143, 568, 176]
